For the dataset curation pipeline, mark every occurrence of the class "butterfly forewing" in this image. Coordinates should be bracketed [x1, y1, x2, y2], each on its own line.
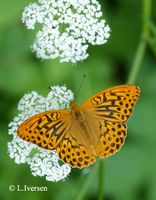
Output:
[17, 110, 71, 150]
[81, 85, 140, 123]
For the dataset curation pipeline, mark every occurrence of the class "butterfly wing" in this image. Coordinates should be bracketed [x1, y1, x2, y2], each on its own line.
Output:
[56, 121, 96, 168]
[17, 110, 96, 168]
[80, 113, 127, 158]
[81, 85, 140, 123]
[17, 110, 72, 150]
[80, 85, 140, 158]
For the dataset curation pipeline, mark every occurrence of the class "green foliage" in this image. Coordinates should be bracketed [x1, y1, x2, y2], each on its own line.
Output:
[0, 0, 156, 200]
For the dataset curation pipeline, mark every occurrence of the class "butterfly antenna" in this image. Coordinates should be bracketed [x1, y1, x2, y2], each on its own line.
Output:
[75, 74, 86, 101]
[48, 87, 71, 103]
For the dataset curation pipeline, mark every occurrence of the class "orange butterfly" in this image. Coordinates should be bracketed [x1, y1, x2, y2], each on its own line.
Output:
[17, 85, 140, 168]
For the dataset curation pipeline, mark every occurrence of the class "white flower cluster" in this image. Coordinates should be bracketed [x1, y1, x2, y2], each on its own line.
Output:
[22, 0, 110, 63]
[8, 85, 74, 182]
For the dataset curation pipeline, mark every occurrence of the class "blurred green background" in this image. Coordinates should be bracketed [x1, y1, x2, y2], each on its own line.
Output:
[0, 0, 156, 199]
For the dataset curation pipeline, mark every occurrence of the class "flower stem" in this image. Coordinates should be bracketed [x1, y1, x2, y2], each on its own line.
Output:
[126, 38, 146, 84]
[126, 0, 152, 84]
[76, 162, 98, 200]
[98, 159, 104, 200]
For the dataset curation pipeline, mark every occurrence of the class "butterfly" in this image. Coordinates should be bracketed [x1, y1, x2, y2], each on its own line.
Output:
[17, 85, 140, 168]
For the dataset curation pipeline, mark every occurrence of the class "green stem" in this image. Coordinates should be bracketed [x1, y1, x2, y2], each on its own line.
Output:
[76, 162, 98, 200]
[126, 38, 146, 84]
[98, 159, 104, 200]
[126, 0, 152, 84]
[143, 0, 152, 33]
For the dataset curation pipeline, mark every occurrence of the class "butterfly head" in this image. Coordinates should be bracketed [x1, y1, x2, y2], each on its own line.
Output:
[69, 100, 78, 110]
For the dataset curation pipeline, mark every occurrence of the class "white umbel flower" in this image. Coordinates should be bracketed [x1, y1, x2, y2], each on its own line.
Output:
[22, 0, 111, 63]
[8, 85, 73, 182]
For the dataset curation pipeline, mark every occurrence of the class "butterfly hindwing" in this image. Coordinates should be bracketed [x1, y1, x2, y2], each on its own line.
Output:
[56, 122, 96, 168]
[95, 120, 127, 158]
[80, 113, 127, 158]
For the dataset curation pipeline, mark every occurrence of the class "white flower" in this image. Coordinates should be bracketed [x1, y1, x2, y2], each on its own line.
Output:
[22, 0, 111, 63]
[8, 85, 74, 182]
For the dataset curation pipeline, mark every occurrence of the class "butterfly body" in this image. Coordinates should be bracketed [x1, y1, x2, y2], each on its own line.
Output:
[70, 100, 95, 150]
[17, 85, 140, 168]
